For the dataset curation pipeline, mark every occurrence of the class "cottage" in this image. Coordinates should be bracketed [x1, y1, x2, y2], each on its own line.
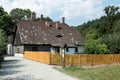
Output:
[7, 14, 85, 56]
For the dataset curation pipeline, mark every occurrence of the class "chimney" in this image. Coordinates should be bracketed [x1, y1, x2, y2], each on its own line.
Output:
[45, 21, 50, 27]
[45, 21, 48, 26]
[40, 14, 43, 21]
[62, 17, 65, 24]
[55, 22, 58, 29]
[30, 12, 36, 20]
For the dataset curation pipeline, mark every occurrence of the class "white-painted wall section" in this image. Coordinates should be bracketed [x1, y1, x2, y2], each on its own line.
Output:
[50, 46, 83, 54]
[65, 48, 75, 54]
[7, 44, 14, 56]
[78, 46, 83, 53]
[14, 45, 24, 54]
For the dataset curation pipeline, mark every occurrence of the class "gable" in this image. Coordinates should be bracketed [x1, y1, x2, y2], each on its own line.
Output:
[14, 28, 22, 45]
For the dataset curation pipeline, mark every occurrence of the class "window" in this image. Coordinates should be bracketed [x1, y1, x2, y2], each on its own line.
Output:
[32, 47, 38, 51]
[39, 46, 50, 51]
[75, 47, 78, 52]
[50, 24, 52, 27]
[66, 47, 69, 52]
[55, 47, 60, 53]
[58, 27, 62, 30]
[17, 48, 20, 53]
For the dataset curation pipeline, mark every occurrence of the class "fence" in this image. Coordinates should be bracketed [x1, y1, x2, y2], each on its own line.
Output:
[51, 54, 120, 66]
[24, 51, 120, 66]
[24, 51, 50, 64]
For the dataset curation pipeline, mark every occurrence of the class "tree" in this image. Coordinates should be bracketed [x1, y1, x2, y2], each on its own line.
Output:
[104, 5, 119, 17]
[84, 33, 109, 54]
[84, 41, 109, 54]
[35, 16, 53, 21]
[10, 8, 32, 22]
[76, 5, 120, 54]
[103, 5, 119, 34]
[0, 7, 15, 34]
[101, 32, 120, 53]
[0, 29, 6, 55]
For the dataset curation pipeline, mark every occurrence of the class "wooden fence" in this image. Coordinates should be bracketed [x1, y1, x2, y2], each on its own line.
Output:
[24, 51, 50, 64]
[24, 51, 120, 66]
[51, 54, 120, 66]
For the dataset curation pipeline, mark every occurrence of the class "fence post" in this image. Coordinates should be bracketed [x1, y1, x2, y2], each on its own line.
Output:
[62, 47, 65, 68]
[49, 52, 51, 65]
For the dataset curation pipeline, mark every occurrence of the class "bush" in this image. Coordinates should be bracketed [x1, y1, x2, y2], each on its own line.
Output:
[101, 32, 120, 53]
[0, 29, 6, 61]
[84, 40, 109, 54]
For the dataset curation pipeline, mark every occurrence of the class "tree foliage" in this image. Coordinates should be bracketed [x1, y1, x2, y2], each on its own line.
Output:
[104, 5, 119, 17]
[0, 7, 15, 34]
[0, 29, 6, 55]
[10, 8, 32, 22]
[35, 16, 53, 21]
[84, 41, 109, 54]
[76, 5, 120, 54]
[101, 32, 120, 53]
[84, 33, 109, 54]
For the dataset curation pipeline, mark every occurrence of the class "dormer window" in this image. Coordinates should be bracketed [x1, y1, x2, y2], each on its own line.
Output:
[58, 27, 62, 30]
[50, 24, 52, 27]
[56, 35, 62, 37]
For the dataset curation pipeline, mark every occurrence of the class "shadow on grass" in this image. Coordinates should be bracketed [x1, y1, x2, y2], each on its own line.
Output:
[0, 58, 25, 77]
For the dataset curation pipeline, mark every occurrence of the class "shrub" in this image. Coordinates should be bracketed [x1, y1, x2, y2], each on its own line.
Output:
[0, 29, 6, 61]
[101, 32, 120, 53]
[84, 40, 109, 54]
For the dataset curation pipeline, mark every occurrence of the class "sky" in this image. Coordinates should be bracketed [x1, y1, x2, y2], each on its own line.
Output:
[0, 0, 120, 26]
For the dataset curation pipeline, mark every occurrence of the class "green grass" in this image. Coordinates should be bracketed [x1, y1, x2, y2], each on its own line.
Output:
[57, 65, 120, 80]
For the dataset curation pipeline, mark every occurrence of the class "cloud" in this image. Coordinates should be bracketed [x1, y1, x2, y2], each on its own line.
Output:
[0, 0, 104, 25]
[61, 0, 103, 19]
[0, 0, 13, 12]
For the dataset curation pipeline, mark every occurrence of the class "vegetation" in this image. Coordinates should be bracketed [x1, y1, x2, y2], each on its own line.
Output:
[10, 8, 32, 22]
[101, 32, 120, 53]
[35, 16, 53, 21]
[0, 29, 6, 61]
[0, 7, 11, 62]
[0, 7, 15, 34]
[58, 65, 120, 80]
[76, 5, 120, 54]
[10, 8, 53, 22]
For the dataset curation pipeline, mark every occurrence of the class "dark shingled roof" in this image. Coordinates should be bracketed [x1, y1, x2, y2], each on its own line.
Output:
[14, 20, 85, 47]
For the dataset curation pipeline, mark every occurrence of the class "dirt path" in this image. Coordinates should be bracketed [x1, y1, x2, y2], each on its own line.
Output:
[0, 56, 77, 80]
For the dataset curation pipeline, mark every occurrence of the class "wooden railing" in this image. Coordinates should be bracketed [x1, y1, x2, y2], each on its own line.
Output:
[51, 54, 120, 66]
[24, 51, 51, 64]
[24, 52, 120, 66]
[51, 54, 62, 65]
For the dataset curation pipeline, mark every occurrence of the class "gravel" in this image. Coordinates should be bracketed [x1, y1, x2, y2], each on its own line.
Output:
[0, 56, 77, 80]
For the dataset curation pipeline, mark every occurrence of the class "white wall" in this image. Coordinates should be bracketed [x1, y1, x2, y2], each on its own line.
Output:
[65, 48, 75, 54]
[78, 46, 84, 53]
[50, 46, 83, 54]
[50, 47, 55, 53]
[14, 45, 24, 54]
[7, 44, 14, 56]
[50, 47, 62, 54]
[64, 46, 83, 54]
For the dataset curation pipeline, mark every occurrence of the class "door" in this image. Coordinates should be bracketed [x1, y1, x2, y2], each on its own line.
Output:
[55, 47, 60, 54]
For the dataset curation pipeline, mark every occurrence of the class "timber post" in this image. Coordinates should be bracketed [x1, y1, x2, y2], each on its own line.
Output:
[62, 44, 67, 68]
[62, 47, 65, 68]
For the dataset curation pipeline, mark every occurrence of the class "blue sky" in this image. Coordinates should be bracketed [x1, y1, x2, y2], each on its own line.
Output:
[0, 0, 120, 26]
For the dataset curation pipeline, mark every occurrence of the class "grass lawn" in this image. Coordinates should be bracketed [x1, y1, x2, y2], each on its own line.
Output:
[56, 65, 120, 80]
